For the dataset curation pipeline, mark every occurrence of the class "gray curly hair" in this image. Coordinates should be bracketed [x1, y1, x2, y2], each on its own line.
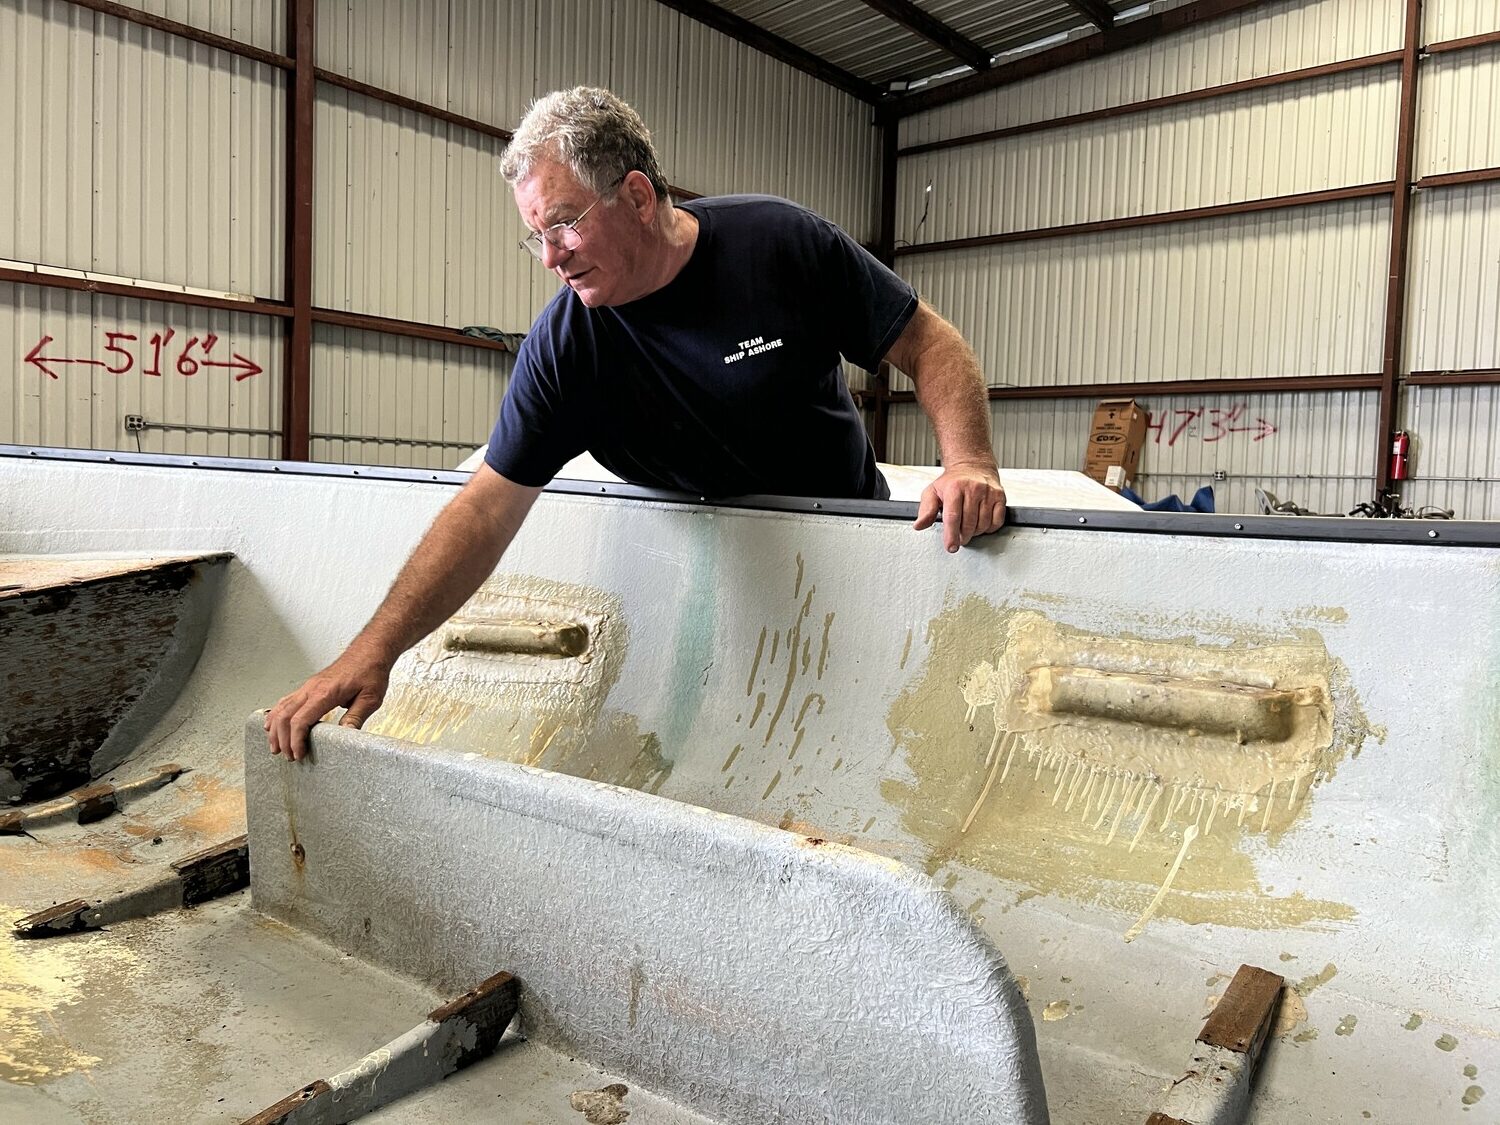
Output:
[500, 87, 670, 201]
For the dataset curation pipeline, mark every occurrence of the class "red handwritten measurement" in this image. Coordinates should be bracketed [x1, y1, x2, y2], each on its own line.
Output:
[1145, 404, 1276, 447]
[25, 331, 262, 382]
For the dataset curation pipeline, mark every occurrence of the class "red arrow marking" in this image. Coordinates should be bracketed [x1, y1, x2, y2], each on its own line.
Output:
[1230, 417, 1278, 441]
[25, 335, 106, 380]
[200, 352, 263, 381]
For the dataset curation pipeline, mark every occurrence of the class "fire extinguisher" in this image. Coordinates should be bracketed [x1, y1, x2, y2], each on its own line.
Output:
[1389, 430, 1411, 481]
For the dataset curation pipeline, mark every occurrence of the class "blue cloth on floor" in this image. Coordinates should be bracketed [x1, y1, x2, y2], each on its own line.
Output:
[1119, 485, 1215, 513]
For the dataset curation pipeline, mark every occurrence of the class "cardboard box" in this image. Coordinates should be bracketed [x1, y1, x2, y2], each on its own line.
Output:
[1083, 398, 1146, 491]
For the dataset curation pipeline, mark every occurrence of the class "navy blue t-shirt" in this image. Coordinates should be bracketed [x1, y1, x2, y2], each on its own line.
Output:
[484, 195, 917, 499]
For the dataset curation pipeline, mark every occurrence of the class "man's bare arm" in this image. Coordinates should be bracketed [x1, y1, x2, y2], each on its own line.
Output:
[265, 463, 542, 761]
[883, 299, 1006, 551]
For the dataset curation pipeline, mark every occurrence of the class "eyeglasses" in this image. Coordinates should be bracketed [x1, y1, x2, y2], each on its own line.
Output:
[519, 176, 625, 261]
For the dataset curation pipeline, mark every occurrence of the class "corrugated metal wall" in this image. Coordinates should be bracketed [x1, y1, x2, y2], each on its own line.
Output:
[898, 74, 1399, 241]
[898, 199, 1390, 390]
[888, 387, 1377, 516]
[892, 0, 1500, 517]
[2, 0, 879, 468]
[1425, 0, 1498, 42]
[0, 280, 283, 458]
[1400, 384, 1500, 517]
[900, 0, 1405, 149]
[1407, 181, 1500, 373]
[1407, 0, 1499, 517]
[310, 325, 504, 467]
[1, 0, 285, 458]
[6, 0, 1495, 506]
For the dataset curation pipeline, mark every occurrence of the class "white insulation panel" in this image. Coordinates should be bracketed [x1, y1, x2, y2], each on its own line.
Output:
[0, 280, 282, 458]
[896, 196, 1390, 391]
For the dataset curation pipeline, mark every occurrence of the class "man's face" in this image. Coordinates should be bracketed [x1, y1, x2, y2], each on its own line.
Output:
[514, 160, 645, 308]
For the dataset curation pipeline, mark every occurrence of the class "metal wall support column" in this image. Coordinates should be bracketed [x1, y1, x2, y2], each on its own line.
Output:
[282, 0, 316, 461]
[871, 110, 899, 463]
[1375, 0, 1422, 495]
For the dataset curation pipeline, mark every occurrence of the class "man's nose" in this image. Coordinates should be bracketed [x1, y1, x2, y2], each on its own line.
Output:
[540, 236, 571, 270]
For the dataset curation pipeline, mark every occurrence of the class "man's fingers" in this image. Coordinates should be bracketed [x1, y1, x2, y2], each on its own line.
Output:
[269, 698, 295, 758]
[912, 471, 1006, 549]
[341, 688, 383, 730]
[289, 699, 329, 763]
[942, 492, 964, 552]
[913, 485, 940, 531]
[960, 487, 982, 544]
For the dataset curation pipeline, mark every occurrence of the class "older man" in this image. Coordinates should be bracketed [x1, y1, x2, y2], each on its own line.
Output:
[267, 87, 1004, 761]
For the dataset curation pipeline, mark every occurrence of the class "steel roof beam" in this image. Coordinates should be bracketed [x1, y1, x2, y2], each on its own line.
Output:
[857, 0, 993, 72]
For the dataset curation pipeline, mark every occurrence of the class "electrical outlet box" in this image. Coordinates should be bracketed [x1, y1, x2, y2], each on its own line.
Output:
[1213, 470, 1227, 482]
[124, 414, 146, 432]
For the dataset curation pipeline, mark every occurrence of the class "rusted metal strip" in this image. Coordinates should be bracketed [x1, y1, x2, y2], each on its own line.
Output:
[651, 0, 884, 104]
[1198, 964, 1285, 1055]
[1405, 369, 1500, 385]
[14, 835, 248, 938]
[1425, 30, 1500, 55]
[173, 834, 251, 906]
[1374, 0, 1422, 494]
[1416, 166, 1500, 190]
[61, 0, 293, 69]
[243, 972, 519, 1123]
[894, 0, 1275, 117]
[13, 899, 93, 938]
[1148, 964, 1284, 1124]
[315, 68, 512, 142]
[900, 51, 1404, 158]
[0, 765, 188, 835]
[871, 111, 900, 463]
[241, 1081, 334, 1125]
[310, 307, 517, 353]
[0, 266, 287, 316]
[282, 0, 315, 462]
[865, 372, 1384, 405]
[1062, 0, 1117, 30]
[894, 184, 1396, 257]
[856, 0, 992, 72]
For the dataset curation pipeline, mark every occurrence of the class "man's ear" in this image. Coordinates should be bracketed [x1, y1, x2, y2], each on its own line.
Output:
[624, 170, 658, 225]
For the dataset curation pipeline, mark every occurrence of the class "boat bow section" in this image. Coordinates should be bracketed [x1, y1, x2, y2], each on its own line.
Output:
[0, 552, 231, 803]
